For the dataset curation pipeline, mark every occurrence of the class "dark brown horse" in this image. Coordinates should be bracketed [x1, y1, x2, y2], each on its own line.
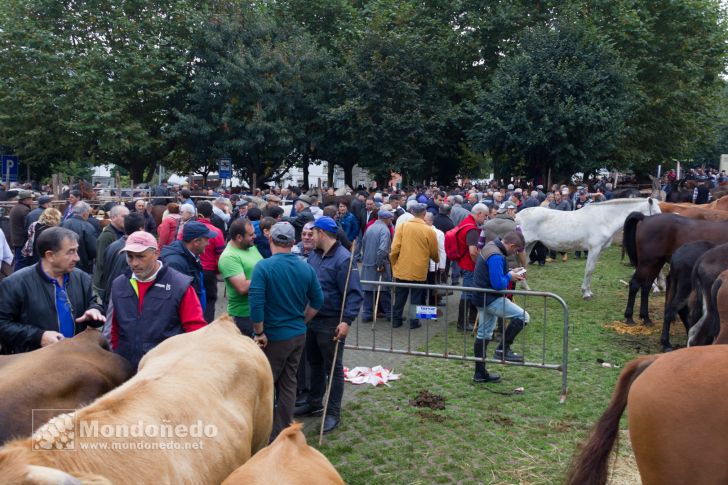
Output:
[660, 240, 716, 351]
[712, 269, 728, 344]
[686, 243, 728, 346]
[623, 213, 728, 325]
[567, 346, 728, 485]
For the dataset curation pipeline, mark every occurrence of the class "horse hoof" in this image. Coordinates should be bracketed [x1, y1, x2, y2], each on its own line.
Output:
[643, 320, 654, 327]
[624, 318, 636, 326]
[582, 294, 592, 300]
[662, 346, 674, 353]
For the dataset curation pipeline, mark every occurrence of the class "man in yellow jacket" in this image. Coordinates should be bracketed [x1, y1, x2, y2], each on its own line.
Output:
[389, 203, 439, 329]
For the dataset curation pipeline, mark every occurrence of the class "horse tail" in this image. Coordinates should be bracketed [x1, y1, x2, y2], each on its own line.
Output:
[565, 354, 660, 485]
[690, 266, 704, 329]
[622, 212, 645, 266]
[708, 276, 723, 338]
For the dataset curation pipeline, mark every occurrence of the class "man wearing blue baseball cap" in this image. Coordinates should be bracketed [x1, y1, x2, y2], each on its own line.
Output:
[295, 216, 363, 433]
[160, 221, 217, 317]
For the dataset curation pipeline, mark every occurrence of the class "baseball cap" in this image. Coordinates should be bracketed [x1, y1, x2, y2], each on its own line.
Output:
[498, 201, 517, 213]
[313, 216, 338, 234]
[378, 210, 394, 219]
[37, 195, 52, 205]
[121, 231, 158, 253]
[270, 221, 295, 244]
[17, 190, 33, 200]
[235, 199, 249, 207]
[182, 221, 217, 242]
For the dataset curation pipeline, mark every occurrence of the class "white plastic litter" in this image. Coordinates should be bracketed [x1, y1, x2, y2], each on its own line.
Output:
[344, 366, 400, 387]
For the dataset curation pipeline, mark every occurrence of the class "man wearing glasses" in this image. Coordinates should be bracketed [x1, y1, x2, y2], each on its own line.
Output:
[0, 227, 105, 353]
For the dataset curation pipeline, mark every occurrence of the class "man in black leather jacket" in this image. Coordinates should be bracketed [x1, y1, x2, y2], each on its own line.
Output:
[0, 227, 105, 354]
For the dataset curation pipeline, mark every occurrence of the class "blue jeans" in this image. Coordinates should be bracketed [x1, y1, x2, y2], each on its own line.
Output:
[451, 261, 461, 285]
[477, 297, 530, 340]
[460, 269, 474, 302]
[13, 247, 29, 272]
[362, 289, 392, 320]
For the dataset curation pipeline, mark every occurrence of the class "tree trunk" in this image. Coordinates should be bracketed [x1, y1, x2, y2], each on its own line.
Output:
[327, 162, 335, 188]
[343, 163, 353, 189]
[302, 155, 310, 190]
[129, 162, 145, 186]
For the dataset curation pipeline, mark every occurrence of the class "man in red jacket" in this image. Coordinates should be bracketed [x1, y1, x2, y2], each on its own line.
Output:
[455, 203, 489, 331]
[178, 201, 225, 323]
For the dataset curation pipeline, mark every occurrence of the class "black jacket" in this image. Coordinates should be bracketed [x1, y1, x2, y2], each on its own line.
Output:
[159, 240, 204, 302]
[62, 215, 97, 273]
[0, 263, 103, 353]
[288, 208, 314, 242]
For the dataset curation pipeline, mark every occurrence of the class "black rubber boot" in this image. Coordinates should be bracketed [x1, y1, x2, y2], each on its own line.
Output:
[494, 318, 526, 363]
[457, 300, 468, 331]
[473, 339, 501, 383]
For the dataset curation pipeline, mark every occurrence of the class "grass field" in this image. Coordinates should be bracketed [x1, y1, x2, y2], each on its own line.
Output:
[306, 246, 681, 484]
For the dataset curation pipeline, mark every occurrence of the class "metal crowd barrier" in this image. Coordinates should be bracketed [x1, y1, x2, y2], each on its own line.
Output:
[347, 280, 570, 403]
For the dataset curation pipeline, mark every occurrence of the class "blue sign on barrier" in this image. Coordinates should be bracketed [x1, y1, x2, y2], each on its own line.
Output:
[1, 155, 18, 182]
[415, 305, 438, 319]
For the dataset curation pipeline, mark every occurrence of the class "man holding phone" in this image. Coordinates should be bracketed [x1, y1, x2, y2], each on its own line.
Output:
[471, 231, 530, 382]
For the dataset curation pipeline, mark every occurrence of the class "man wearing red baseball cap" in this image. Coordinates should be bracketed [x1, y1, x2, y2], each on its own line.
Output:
[108, 231, 207, 369]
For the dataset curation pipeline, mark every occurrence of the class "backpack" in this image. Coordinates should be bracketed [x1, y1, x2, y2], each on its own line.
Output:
[445, 221, 475, 261]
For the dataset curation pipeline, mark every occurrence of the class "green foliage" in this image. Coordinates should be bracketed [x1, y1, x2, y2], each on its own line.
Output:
[470, 23, 634, 182]
[1, 0, 726, 185]
[167, 5, 335, 187]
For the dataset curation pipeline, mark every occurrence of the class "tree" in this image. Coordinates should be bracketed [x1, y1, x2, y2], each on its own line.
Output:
[469, 22, 634, 183]
[0, 0, 201, 183]
[561, 0, 728, 172]
[168, 6, 334, 188]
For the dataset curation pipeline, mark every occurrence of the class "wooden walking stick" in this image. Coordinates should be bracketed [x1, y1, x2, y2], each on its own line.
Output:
[319, 240, 357, 446]
[371, 272, 384, 330]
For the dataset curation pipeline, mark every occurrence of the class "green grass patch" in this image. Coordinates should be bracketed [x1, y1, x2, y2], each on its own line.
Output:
[308, 247, 679, 484]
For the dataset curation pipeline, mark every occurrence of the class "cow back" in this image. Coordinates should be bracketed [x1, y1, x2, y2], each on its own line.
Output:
[0, 329, 133, 444]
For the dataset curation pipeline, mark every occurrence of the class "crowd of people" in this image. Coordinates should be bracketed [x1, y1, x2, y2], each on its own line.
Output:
[0, 171, 723, 441]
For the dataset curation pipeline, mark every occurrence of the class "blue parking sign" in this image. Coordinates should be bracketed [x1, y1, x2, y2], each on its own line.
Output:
[218, 158, 232, 179]
[2, 155, 19, 182]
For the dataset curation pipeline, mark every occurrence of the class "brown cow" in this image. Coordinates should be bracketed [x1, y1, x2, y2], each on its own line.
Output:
[0, 315, 274, 484]
[222, 423, 344, 485]
[0, 329, 133, 445]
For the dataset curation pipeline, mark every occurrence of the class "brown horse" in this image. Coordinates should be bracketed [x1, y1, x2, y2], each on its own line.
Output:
[623, 212, 728, 325]
[567, 346, 728, 485]
[660, 240, 716, 351]
[712, 269, 728, 344]
[658, 201, 728, 221]
[686, 243, 728, 346]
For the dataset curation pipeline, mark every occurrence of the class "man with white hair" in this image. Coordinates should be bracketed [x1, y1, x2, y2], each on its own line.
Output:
[61, 201, 97, 273]
[288, 195, 315, 241]
[449, 195, 470, 226]
[93, 204, 129, 295]
[177, 203, 197, 237]
[452, 203, 489, 331]
[394, 199, 418, 231]
[212, 197, 231, 230]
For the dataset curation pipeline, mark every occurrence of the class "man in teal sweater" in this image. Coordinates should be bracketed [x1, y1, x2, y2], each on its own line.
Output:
[249, 221, 324, 441]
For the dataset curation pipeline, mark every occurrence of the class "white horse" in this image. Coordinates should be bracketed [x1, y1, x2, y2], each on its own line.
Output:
[516, 198, 661, 299]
